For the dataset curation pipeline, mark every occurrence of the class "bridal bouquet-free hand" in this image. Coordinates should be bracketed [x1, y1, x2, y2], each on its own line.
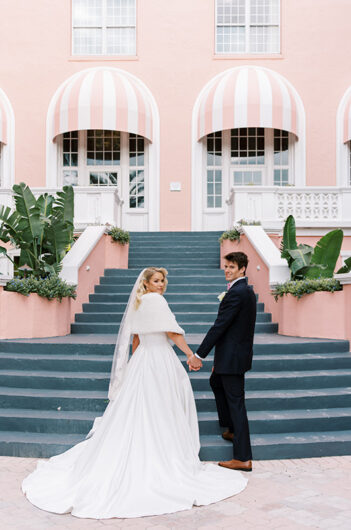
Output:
[217, 291, 226, 302]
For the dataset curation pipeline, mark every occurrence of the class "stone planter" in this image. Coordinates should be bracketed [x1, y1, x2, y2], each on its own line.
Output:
[0, 290, 71, 339]
[275, 288, 351, 341]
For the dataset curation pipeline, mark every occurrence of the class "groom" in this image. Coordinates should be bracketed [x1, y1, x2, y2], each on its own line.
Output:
[188, 252, 256, 471]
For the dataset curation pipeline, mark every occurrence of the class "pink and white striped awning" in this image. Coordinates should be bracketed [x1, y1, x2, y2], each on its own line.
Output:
[0, 97, 8, 144]
[343, 90, 351, 143]
[52, 67, 153, 142]
[197, 66, 300, 140]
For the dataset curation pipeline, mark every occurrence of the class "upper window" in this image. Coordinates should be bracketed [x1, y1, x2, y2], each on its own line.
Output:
[72, 0, 136, 56]
[215, 0, 280, 54]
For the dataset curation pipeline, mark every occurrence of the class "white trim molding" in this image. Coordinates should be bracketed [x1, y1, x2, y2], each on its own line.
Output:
[0, 88, 15, 188]
[60, 225, 106, 285]
[242, 225, 290, 285]
[336, 85, 351, 187]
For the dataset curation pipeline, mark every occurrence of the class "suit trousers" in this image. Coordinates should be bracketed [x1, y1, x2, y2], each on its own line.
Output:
[210, 371, 252, 462]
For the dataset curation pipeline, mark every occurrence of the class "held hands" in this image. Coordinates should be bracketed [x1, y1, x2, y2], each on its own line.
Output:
[187, 353, 203, 371]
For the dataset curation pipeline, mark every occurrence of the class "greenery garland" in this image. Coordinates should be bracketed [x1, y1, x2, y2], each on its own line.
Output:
[272, 278, 342, 301]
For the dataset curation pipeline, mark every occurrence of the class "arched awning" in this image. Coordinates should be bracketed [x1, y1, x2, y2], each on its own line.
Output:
[342, 88, 351, 142]
[196, 66, 301, 140]
[52, 67, 154, 142]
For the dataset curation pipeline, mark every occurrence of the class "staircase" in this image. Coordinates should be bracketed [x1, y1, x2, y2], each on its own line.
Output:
[0, 231, 351, 460]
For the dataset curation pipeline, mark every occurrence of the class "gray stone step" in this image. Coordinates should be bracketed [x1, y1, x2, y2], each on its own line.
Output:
[74, 311, 271, 324]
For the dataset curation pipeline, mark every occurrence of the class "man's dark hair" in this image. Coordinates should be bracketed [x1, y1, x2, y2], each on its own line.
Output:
[224, 252, 248, 274]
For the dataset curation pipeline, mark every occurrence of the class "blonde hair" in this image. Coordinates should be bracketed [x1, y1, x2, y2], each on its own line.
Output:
[134, 267, 168, 309]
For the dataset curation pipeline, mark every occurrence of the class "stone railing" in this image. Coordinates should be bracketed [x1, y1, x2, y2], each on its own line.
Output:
[227, 186, 351, 230]
[0, 186, 124, 230]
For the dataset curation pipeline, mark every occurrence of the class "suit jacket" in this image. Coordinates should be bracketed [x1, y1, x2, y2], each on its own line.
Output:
[196, 277, 256, 374]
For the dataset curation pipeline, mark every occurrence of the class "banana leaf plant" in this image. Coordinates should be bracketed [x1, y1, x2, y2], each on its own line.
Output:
[0, 183, 74, 278]
[280, 215, 343, 280]
[336, 256, 351, 274]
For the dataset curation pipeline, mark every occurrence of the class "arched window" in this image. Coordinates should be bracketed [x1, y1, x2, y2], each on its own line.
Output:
[57, 129, 146, 209]
[205, 127, 294, 208]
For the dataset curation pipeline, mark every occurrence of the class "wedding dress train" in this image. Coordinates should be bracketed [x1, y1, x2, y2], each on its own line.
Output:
[22, 294, 247, 519]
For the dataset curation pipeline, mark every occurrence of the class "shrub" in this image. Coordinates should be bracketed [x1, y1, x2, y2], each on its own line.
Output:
[272, 278, 342, 301]
[107, 226, 130, 245]
[4, 274, 77, 302]
[219, 229, 241, 244]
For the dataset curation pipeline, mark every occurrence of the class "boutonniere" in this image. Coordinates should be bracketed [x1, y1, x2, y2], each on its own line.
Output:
[217, 291, 226, 302]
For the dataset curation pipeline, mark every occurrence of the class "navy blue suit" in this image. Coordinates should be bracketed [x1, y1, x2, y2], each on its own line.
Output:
[196, 277, 256, 461]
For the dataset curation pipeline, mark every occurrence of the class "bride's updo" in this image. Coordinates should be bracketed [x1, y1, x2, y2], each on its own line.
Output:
[134, 267, 168, 309]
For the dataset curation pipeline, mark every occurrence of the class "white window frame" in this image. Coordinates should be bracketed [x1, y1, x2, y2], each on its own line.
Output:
[72, 0, 137, 56]
[57, 130, 148, 211]
[215, 0, 280, 55]
[204, 128, 295, 209]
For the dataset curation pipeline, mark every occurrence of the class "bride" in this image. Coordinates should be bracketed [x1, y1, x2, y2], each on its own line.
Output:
[22, 267, 248, 519]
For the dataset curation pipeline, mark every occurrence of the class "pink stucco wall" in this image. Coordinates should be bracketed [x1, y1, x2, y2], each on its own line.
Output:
[0, 235, 128, 339]
[0, 1, 350, 228]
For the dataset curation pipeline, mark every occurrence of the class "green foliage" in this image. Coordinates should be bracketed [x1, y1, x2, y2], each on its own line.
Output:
[236, 219, 261, 226]
[336, 256, 351, 274]
[0, 183, 74, 278]
[219, 229, 241, 244]
[107, 226, 130, 245]
[4, 274, 77, 302]
[280, 215, 344, 280]
[272, 278, 342, 301]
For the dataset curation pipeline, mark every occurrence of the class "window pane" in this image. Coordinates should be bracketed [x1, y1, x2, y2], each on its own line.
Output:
[249, 25, 279, 54]
[107, 27, 136, 55]
[73, 28, 102, 55]
[87, 130, 120, 165]
[106, 0, 136, 26]
[207, 196, 214, 208]
[231, 128, 265, 165]
[250, 0, 280, 25]
[216, 25, 245, 54]
[89, 171, 118, 186]
[63, 170, 78, 186]
[72, 0, 103, 26]
[217, 0, 246, 25]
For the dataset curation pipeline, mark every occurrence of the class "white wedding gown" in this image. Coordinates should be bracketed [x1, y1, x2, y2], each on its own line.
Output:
[22, 294, 247, 519]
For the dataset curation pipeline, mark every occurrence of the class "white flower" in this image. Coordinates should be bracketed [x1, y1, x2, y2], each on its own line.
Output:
[217, 291, 226, 302]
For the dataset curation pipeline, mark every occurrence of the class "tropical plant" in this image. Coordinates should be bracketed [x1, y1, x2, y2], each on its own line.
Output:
[107, 226, 130, 245]
[0, 183, 74, 277]
[280, 215, 343, 280]
[336, 256, 351, 274]
[272, 278, 342, 300]
[4, 274, 77, 302]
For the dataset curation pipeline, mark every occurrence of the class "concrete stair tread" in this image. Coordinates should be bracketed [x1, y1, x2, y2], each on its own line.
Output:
[0, 408, 98, 420]
[0, 386, 106, 398]
[200, 430, 351, 447]
[195, 387, 351, 400]
[190, 369, 351, 379]
[198, 407, 351, 421]
[0, 431, 85, 444]
[0, 369, 108, 379]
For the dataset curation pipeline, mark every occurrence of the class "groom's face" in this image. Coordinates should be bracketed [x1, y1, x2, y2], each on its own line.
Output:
[224, 260, 245, 283]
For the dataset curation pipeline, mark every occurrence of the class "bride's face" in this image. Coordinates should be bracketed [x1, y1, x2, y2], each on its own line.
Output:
[144, 272, 165, 294]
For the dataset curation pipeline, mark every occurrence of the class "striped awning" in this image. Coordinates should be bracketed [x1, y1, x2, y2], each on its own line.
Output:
[52, 67, 153, 142]
[0, 96, 8, 144]
[197, 66, 300, 140]
[343, 89, 351, 142]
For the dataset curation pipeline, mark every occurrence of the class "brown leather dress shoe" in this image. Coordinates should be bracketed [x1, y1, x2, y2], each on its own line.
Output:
[218, 459, 252, 472]
[221, 430, 234, 442]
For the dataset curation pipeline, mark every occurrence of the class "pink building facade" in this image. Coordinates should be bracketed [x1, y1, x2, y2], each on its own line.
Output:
[0, 0, 351, 233]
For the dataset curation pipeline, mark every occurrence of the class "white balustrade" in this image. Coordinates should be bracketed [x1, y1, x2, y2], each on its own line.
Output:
[227, 186, 351, 230]
[0, 186, 124, 230]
